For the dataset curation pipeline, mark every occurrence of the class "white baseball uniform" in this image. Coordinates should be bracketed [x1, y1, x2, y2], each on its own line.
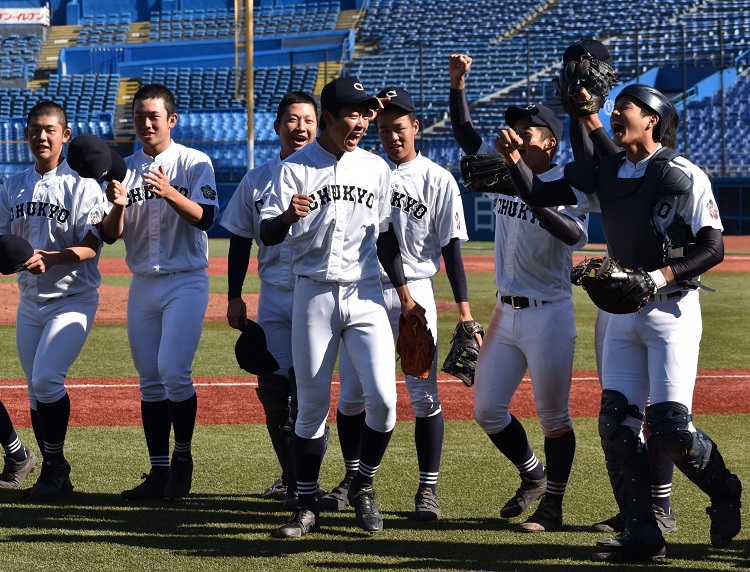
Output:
[219, 156, 295, 374]
[473, 140, 589, 436]
[338, 152, 468, 417]
[260, 140, 395, 439]
[111, 141, 218, 402]
[571, 146, 722, 427]
[0, 160, 104, 406]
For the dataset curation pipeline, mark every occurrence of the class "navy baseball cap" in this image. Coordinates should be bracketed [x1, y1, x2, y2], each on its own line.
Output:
[235, 319, 280, 375]
[67, 133, 128, 183]
[563, 38, 612, 65]
[320, 76, 380, 112]
[377, 86, 416, 114]
[505, 104, 563, 143]
[0, 234, 33, 275]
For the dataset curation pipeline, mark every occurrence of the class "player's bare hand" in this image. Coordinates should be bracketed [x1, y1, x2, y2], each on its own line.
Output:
[282, 194, 313, 224]
[571, 86, 592, 104]
[401, 299, 427, 327]
[227, 298, 247, 330]
[449, 54, 472, 84]
[106, 179, 129, 207]
[495, 128, 523, 156]
[142, 165, 173, 199]
[23, 250, 51, 274]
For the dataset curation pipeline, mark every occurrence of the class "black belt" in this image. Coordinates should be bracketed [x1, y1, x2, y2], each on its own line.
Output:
[499, 295, 546, 309]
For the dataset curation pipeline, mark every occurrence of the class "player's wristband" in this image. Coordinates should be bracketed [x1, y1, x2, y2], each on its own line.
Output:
[647, 269, 668, 290]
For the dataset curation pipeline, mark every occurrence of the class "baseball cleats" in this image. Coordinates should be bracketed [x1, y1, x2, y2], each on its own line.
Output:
[500, 474, 547, 519]
[27, 457, 73, 501]
[262, 477, 288, 500]
[121, 467, 169, 500]
[414, 488, 442, 521]
[589, 512, 625, 533]
[590, 507, 677, 534]
[317, 478, 351, 512]
[165, 455, 193, 499]
[274, 506, 319, 538]
[0, 447, 38, 489]
[283, 484, 328, 510]
[520, 496, 562, 532]
[348, 486, 383, 533]
[591, 533, 667, 562]
[706, 474, 742, 549]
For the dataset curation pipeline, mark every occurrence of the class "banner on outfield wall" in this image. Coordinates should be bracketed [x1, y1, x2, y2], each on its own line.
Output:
[0, 6, 50, 26]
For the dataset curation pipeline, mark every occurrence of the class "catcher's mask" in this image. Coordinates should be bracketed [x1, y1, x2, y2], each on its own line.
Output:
[615, 84, 676, 141]
[234, 319, 280, 375]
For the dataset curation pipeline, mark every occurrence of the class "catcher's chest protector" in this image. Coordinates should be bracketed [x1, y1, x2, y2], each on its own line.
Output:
[598, 149, 689, 271]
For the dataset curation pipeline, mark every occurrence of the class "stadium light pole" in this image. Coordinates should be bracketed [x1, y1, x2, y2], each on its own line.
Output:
[235, 0, 254, 170]
[418, 40, 424, 152]
[681, 23, 688, 158]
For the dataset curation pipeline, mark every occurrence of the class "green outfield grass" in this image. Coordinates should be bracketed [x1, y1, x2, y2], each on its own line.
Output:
[0, 417, 748, 571]
[0, 240, 748, 570]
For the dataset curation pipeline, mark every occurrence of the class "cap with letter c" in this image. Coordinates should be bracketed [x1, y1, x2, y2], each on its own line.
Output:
[320, 76, 380, 112]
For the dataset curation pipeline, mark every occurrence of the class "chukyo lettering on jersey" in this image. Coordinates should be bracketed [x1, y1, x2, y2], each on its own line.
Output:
[307, 184, 375, 211]
[493, 197, 538, 225]
[11, 200, 70, 223]
[125, 184, 190, 207]
[390, 190, 427, 220]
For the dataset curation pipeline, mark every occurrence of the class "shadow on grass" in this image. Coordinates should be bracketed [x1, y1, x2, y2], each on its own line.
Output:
[1, 490, 748, 571]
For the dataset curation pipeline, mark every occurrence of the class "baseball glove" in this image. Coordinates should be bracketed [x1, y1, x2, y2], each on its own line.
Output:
[570, 257, 656, 314]
[460, 154, 513, 194]
[553, 54, 618, 116]
[396, 314, 436, 379]
[442, 320, 484, 387]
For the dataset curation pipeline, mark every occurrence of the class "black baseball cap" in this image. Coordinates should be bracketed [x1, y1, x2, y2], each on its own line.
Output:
[234, 319, 280, 375]
[0, 234, 34, 275]
[377, 86, 416, 114]
[67, 133, 128, 183]
[505, 104, 563, 143]
[563, 38, 612, 65]
[320, 76, 380, 112]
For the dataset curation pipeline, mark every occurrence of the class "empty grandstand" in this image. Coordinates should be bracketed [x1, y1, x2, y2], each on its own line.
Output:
[0, 0, 747, 234]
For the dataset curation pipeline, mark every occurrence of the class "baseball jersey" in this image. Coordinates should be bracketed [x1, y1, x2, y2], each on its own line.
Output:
[0, 160, 105, 302]
[219, 156, 295, 290]
[112, 141, 218, 275]
[572, 144, 724, 236]
[478, 140, 588, 303]
[260, 140, 392, 283]
[383, 152, 468, 280]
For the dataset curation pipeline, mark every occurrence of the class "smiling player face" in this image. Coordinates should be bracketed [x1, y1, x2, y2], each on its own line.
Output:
[275, 102, 318, 159]
[320, 104, 375, 158]
[25, 115, 70, 174]
[377, 106, 418, 165]
[133, 97, 177, 157]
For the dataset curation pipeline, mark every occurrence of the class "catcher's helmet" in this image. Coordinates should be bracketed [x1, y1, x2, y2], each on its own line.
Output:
[615, 83, 676, 141]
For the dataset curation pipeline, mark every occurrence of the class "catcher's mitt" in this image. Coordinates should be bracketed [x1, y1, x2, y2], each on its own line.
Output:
[570, 257, 656, 314]
[396, 314, 436, 379]
[442, 320, 484, 387]
[553, 54, 618, 116]
[460, 154, 513, 194]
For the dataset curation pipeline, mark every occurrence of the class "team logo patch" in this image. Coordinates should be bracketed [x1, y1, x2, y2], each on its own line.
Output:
[707, 199, 719, 220]
[455, 211, 462, 230]
[201, 185, 217, 201]
[89, 208, 103, 225]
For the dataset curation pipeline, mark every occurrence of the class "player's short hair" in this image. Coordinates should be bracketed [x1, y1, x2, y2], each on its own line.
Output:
[275, 91, 317, 123]
[374, 110, 417, 127]
[661, 111, 679, 150]
[27, 100, 67, 128]
[133, 84, 177, 116]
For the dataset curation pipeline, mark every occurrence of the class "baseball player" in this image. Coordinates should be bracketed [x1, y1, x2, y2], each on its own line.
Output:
[0, 400, 38, 489]
[513, 83, 742, 560]
[219, 90, 319, 508]
[320, 86, 477, 521]
[260, 76, 425, 538]
[100, 84, 218, 501]
[0, 100, 105, 501]
[449, 54, 588, 532]
[558, 39, 676, 536]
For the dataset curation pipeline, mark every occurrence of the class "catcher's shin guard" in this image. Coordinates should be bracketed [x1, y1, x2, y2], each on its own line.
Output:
[647, 401, 742, 504]
[599, 390, 661, 544]
[256, 374, 293, 476]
